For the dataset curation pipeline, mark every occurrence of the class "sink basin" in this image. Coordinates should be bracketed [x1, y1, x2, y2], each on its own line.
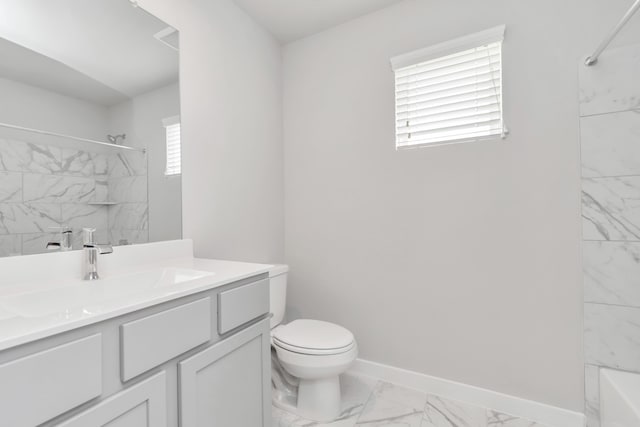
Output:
[0, 268, 215, 319]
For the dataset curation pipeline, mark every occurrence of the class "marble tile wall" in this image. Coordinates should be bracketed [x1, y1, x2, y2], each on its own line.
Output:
[0, 136, 148, 256]
[272, 375, 552, 427]
[579, 43, 640, 427]
[107, 151, 149, 245]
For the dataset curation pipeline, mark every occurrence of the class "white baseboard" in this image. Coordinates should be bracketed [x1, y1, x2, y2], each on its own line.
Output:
[348, 358, 585, 427]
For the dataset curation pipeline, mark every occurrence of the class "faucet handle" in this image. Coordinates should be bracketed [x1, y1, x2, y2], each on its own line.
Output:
[82, 228, 112, 253]
[82, 228, 96, 246]
[47, 225, 73, 251]
[49, 225, 72, 234]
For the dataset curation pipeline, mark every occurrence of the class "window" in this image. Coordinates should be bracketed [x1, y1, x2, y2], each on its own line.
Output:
[391, 25, 506, 149]
[163, 115, 181, 176]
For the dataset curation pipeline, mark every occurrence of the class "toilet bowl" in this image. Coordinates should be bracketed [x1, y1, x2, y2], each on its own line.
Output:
[269, 266, 358, 422]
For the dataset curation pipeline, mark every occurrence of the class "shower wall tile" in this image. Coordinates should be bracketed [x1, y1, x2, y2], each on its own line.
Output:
[579, 45, 640, 116]
[108, 229, 148, 246]
[92, 153, 109, 176]
[23, 174, 95, 203]
[580, 42, 640, 427]
[584, 302, 640, 372]
[0, 172, 22, 202]
[61, 204, 108, 232]
[583, 241, 640, 307]
[581, 176, 640, 241]
[108, 176, 147, 203]
[0, 137, 149, 256]
[109, 203, 148, 230]
[581, 110, 640, 178]
[109, 151, 146, 178]
[60, 148, 95, 177]
[423, 395, 485, 427]
[0, 139, 26, 172]
[0, 139, 61, 174]
[0, 203, 60, 234]
[0, 235, 21, 257]
[94, 179, 109, 202]
[584, 365, 600, 427]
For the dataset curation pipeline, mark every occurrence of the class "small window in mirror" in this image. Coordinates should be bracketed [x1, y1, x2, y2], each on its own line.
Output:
[163, 116, 181, 176]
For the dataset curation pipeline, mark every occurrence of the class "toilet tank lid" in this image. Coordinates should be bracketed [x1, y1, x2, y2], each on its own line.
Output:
[269, 264, 289, 277]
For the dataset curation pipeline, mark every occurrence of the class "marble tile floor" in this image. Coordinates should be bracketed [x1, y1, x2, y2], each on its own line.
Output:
[272, 374, 552, 427]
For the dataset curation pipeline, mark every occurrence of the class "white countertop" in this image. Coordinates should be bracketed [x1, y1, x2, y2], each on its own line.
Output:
[0, 240, 274, 352]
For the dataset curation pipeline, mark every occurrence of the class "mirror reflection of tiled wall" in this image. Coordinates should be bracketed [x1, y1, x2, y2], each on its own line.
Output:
[0, 137, 148, 257]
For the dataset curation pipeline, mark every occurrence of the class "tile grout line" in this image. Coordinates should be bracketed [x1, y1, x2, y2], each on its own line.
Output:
[352, 379, 381, 425]
[584, 301, 640, 309]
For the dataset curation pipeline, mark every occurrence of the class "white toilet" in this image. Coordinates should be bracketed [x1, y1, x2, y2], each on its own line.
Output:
[269, 265, 358, 422]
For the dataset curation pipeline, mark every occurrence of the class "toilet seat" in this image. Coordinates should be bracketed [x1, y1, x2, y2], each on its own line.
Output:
[273, 338, 358, 379]
[272, 319, 355, 355]
[274, 338, 356, 355]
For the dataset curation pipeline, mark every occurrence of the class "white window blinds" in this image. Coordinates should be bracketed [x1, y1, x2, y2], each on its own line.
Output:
[391, 26, 506, 149]
[163, 116, 181, 176]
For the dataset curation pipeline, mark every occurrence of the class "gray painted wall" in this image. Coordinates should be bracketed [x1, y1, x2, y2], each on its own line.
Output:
[109, 83, 181, 243]
[0, 77, 108, 140]
[140, 0, 284, 264]
[283, 0, 640, 411]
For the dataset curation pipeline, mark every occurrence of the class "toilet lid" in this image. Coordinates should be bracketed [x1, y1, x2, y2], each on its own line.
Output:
[272, 319, 354, 352]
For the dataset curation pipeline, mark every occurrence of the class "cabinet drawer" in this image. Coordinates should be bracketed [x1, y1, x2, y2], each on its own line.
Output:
[218, 279, 269, 334]
[0, 334, 102, 427]
[120, 298, 211, 381]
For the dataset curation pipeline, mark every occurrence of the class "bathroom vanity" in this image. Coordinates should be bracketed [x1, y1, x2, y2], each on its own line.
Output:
[0, 240, 272, 427]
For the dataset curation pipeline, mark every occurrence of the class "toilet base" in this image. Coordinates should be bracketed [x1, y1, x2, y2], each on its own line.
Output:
[297, 376, 341, 422]
[272, 375, 342, 423]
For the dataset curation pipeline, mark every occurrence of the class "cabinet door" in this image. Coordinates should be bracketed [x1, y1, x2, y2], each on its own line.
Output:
[58, 372, 167, 427]
[179, 319, 271, 427]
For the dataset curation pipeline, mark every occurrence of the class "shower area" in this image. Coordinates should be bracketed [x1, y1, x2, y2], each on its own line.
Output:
[580, 2, 640, 425]
[0, 125, 149, 256]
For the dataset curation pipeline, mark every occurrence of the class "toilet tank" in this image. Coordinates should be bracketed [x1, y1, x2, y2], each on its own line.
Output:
[269, 265, 289, 329]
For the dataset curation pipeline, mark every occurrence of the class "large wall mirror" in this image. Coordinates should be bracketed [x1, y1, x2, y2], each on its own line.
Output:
[0, 0, 181, 257]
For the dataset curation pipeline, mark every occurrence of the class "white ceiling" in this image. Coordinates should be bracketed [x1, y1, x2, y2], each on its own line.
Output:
[231, 0, 405, 43]
[0, 38, 128, 106]
[0, 0, 178, 106]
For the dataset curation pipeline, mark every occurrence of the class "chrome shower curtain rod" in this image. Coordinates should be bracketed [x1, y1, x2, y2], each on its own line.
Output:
[585, 0, 640, 66]
[0, 122, 146, 153]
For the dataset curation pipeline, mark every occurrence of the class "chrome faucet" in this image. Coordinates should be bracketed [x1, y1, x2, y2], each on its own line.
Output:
[46, 225, 73, 251]
[82, 228, 113, 281]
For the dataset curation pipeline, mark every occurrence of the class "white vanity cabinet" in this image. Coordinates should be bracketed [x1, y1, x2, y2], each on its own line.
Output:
[179, 320, 271, 427]
[0, 274, 271, 427]
[58, 372, 168, 427]
[0, 335, 103, 427]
